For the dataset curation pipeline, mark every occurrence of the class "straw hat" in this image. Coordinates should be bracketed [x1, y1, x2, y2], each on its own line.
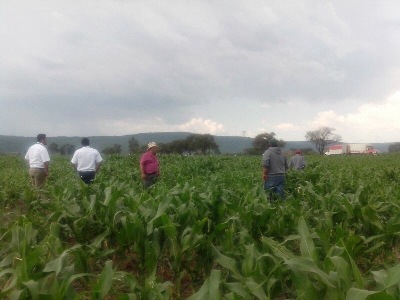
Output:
[147, 142, 158, 150]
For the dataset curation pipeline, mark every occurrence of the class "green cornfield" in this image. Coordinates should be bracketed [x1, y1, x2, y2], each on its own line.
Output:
[1, 153, 400, 299]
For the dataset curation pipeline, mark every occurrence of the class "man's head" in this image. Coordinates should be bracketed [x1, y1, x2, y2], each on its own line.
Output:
[81, 137, 90, 146]
[37, 134, 47, 144]
[269, 139, 279, 147]
[295, 149, 302, 155]
[147, 142, 158, 152]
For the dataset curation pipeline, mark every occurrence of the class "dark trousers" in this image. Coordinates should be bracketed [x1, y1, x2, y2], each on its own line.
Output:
[264, 174, 285, 200]
[144, 173, 158, 188]
[79, 171, 96, 184]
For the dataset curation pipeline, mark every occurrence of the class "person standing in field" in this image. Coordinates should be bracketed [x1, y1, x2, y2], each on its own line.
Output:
[262, 139, 288, 200]
[71, 137, 103, 184]
[140, 142, 160, 188]
[25, 133, 50, 189]
[289, 149, 306, 170]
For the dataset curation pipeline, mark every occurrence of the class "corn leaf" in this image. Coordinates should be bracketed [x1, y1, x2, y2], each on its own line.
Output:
[188, 270, 221, 300]
[298, 217, 318, 262]
[286, 257, 336, 288]
[92, 260, 114, 299]
[208, 269, 221, 300]
[212, 245, 241, 279]
[245, 277, 267, 300]
[372, 263, 400, 290]
[225, 282, 251, 298]
[346, 288, 394, 300]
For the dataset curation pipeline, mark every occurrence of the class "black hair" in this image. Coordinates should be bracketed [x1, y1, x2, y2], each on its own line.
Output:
[269, 139, 279, 147]
[81, 137, 90, 146]
[37, 134, 46, 142]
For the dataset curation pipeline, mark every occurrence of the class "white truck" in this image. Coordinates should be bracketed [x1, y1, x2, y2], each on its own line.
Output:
[325, 144, 378, 155]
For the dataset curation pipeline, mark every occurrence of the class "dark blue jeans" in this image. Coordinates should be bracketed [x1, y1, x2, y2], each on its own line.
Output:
[264, 174, 285, 200]
[143, 173, 159, 188]
[79, 171, 96, 184]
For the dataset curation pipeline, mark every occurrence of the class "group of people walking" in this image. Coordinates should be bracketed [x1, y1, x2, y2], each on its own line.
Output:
[262, 140, 306, 200]
[25, 134, 305, 200]
[25, 134, 160, 189]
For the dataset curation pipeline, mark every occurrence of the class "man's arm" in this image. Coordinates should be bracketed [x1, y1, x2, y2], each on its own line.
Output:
[70, 151, 78, 171]
[262, 166, 268, 181]
[95, 151, 103, 173]
[43, 161, 49, 176]
[140, 163, 146, 179]
[261, 151, 269, 181]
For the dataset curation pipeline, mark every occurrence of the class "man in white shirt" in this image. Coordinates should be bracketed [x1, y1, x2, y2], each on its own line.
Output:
[71, 137, 103, 184]
[25, 133, 50, 188]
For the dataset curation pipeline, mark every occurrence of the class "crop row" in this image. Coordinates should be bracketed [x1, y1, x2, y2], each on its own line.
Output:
[0, 154, 400, 299]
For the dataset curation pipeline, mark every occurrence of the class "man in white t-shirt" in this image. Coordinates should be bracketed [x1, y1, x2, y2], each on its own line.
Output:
[25, 133, 50, 188]
[71, 137, 103, 184]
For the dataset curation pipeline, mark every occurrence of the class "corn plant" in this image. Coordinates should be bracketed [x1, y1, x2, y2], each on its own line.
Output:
[1, 153, 400, 297]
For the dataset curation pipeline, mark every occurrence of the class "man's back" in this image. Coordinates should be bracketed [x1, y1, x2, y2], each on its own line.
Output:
[25, 143, 50, 168]
[71, 146, 102, 171]
[290, 154, 306, 170]
[262, 147, 287, 175]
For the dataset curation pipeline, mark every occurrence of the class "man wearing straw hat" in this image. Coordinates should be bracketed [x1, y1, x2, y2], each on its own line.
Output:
[140, 142, 160, 188]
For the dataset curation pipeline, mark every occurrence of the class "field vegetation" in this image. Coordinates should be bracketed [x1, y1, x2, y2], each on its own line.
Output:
[1, 153, 400, 299]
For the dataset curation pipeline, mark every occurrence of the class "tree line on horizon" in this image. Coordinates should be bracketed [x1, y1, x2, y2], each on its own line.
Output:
[47, 133, 221, 156]
[44, 127, 400, 156]
[47, 132, 316, 156]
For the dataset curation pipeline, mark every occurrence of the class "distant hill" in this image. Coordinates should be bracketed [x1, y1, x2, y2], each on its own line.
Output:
[0, 133, 392, 154]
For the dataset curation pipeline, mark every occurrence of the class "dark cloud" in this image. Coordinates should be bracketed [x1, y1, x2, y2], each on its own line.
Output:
[1, 0, 400, 141]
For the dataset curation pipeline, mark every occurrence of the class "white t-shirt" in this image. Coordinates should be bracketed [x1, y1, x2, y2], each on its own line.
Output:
[71, 146, 103, 172]
[25, 143, 50, 168]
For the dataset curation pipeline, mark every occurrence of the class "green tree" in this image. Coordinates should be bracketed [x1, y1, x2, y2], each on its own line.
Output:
[128, 136, 140, 154]
[185, 134, 219, 155]
[59, 144, 75, 156]
[388, 142, 400, 153]
[247, 132, 286, 155]
[305, 127, 341, 155]
[163, 140, 189, 154]
[48, 143, 60, 154]
[195, 134, 219, 155]
[102, 144, 122, 155]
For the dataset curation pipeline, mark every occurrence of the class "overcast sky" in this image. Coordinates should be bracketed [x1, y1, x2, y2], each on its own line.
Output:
[1, 0, 400, 143]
